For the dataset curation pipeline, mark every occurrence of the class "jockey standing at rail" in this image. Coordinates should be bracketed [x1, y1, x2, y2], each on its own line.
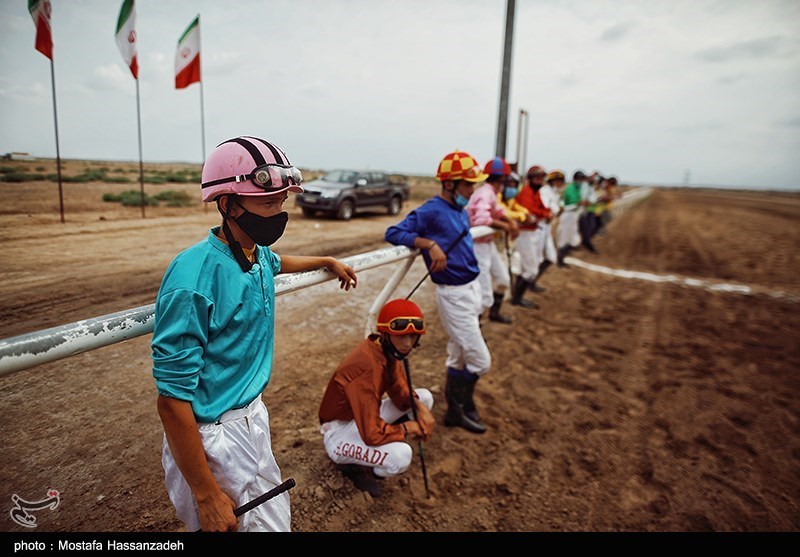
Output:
[557, 170, 584, 267]
[513, 165, 553, 307]
[151, 136, 357, 532]
[384, 150, 490, 435]
[466, 156, 519, 324]
[532, 166, 562, 290]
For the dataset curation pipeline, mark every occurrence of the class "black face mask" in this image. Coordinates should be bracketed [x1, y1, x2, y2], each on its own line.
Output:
[234, 207, 288, 246]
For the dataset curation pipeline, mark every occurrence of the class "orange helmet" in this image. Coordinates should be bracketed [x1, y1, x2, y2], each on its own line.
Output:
[546, 170, 565, 183]
[377, 299, 426, 336]
[436, 150, 488, 183]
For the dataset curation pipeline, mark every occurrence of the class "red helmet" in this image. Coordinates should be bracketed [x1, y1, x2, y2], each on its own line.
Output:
[483, 156, 512, 177]
[377, 299, 426, 336]
[526, 165, 546, 179]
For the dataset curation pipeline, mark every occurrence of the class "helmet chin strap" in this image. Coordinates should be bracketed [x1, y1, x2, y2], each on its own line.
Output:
[380, 333, 420, 361]
[220, 195, 254, 272]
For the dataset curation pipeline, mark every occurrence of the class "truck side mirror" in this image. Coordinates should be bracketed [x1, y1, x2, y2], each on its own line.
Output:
[355, 178, 367, 187]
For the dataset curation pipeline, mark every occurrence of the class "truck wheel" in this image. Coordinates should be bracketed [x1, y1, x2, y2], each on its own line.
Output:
[336, 200, 354, 221]
[301, 208, 317, 218]
[388, 196, 402, 216]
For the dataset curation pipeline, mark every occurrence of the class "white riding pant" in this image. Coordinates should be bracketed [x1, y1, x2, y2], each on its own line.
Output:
[473, 240, 510, 309]
[320, 389, 434, 477]
[516, 229, 541, 281]
[540, 221, 558, 263]
[435, 279, 491, 376]
[557, 208, 582, 249]
[161, 397, 290, 532]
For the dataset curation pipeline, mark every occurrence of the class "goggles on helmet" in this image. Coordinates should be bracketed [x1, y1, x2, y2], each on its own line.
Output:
[202, 163, 303, 193]
[378, 317, 426, 335]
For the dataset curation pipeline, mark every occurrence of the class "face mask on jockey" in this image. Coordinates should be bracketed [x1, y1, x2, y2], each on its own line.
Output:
[233, 202, 289, 247]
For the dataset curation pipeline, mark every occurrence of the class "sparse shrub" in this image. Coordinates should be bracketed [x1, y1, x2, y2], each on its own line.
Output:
[1, 172, 45, 182]
[118, 190, 159, 207]
[104, 175, 131, 183]
[165, 173, 189, 183]
[102, 193, 122, 202]
[154, 190, 192, 207]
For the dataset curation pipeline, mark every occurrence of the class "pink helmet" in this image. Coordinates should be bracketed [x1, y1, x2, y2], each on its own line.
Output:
[201, 136, 304, 202]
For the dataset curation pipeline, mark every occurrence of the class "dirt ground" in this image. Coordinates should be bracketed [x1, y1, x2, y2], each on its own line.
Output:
[1, 161, 798, 533]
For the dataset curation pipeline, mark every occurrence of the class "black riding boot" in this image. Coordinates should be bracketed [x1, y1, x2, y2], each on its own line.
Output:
[462, 376, 483, 425]
[488, 292, 512, 324]
[336, 464, 383, 498]
[529, 260, 552, 292]
[444, 374, 486, 434]
[510, 275, 538, 308]
[557, 246, 572, 267]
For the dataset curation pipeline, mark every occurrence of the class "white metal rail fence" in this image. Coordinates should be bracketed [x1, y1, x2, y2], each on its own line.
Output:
[0, 188, 652, 378]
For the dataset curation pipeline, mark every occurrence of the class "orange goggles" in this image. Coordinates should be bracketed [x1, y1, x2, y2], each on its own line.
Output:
[379, 317, 425, 334]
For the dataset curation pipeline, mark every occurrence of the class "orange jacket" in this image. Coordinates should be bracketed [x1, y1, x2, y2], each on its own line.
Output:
[318, 335, 416, 446]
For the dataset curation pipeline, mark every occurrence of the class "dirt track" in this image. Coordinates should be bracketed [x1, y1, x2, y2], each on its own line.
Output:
[1, 170, 798, 532]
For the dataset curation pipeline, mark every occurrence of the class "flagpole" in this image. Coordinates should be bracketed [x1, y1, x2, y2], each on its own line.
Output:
[49, 58, 65, 224]
[200, 79, 207, 213]
[198, 15, 207, 213]
[135, 77, 145, 218]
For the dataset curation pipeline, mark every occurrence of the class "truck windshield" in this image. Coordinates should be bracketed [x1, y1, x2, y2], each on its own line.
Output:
[322, 170, 359, 183]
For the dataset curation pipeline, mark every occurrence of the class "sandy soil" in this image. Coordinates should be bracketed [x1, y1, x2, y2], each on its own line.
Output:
[1, 161, 798, 532]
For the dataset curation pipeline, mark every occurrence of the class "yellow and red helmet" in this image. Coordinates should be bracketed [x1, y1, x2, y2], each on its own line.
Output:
[377, 299, 426, 336]
[546, 169, 565, 183]
[436, 150, 488, 183]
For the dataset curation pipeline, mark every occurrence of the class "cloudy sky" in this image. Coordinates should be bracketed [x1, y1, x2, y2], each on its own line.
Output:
[1, 0, 798, 189]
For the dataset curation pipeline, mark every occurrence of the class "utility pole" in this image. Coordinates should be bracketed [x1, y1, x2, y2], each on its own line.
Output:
[495, 0, 516, 159]
[516, 108, 528, 173]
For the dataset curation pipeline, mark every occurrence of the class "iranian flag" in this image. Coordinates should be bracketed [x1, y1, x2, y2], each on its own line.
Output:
[175, 15, 201, 89]
[28, 0, 53, 59]
[115, 0, 138, 79]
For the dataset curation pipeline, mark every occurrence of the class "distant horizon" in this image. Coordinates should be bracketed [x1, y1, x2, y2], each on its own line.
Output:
[5, 152, 797, 193]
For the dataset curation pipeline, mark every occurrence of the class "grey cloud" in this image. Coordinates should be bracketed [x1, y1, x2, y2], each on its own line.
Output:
[668, 122, 725, 133]
[598, 22, 635, 43]
[776, 117, 800, 128]
[717, 73, 748, 85]
[695, 35, 796, 63]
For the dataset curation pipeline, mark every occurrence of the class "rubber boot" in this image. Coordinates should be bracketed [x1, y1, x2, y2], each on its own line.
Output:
[488, 292, 512, 324]
[510, 275, 538, 308]
[557, 246, 571, 268]
[528, 279, 546, 293]
[462, 375, 483, 425]
[335, 464, 383, 498]
[529, 260, 552, 292]
[444, 373, 486, 434]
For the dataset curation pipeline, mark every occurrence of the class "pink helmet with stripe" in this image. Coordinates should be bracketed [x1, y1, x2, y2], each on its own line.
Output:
[201, 136, 304, 202]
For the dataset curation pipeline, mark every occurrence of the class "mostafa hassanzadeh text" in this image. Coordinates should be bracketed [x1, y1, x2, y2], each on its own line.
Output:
[14, 539, 186, 552]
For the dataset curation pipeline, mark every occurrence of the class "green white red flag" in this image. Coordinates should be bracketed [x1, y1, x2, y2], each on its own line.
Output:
[115, 0, 138, 79]
[28, 0, 53, 59]
[175, 15, 201, 89]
